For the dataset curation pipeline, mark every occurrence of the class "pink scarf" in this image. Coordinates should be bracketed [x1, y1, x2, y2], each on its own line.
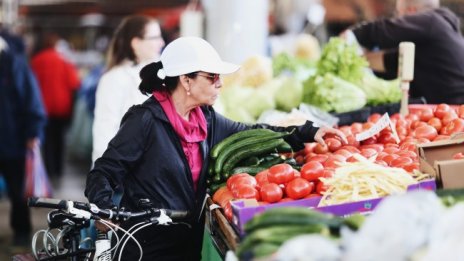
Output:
[153, 91, 207, 191]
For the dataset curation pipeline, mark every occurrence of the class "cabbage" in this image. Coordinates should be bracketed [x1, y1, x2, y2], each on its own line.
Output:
[358, 73, 402, 105]
[303, 73, 366, 113]
[317, 37, 368, 84]
[275, 76, 303, 112]
[272, 52, 316, 78]
[222, 55, 273, 88]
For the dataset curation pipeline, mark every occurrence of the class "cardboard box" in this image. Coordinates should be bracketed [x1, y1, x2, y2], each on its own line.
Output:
[417, 133, 464, 189]
[230, 179, 436, 235]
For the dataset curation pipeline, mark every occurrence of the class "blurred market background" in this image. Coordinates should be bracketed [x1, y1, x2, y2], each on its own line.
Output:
[1, 0, 464, 260]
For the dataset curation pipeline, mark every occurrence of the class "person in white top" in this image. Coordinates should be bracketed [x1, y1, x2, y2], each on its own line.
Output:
[92, 15, 165, 163]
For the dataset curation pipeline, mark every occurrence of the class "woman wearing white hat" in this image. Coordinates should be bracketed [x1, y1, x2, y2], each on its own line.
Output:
[85, 36, 345, 260]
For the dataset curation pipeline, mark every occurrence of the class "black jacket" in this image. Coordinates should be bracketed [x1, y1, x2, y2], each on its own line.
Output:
[85, 96, 319, 260]
[352, 8, 464, 104]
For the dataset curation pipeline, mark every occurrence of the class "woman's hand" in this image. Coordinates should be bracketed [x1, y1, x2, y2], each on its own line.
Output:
[314, 126, 348, 146]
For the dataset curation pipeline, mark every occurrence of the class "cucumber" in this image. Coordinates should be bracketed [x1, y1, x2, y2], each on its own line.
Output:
[258, 155, 286, 169]
[214, 131, 289, 175]
[237, 224, 329, 258]
[210, 129, 274, 159]
[244, 207, 343, 233]
[238, 156, 261, 167]
[230, 166, 267, 176]
[207, 162, 215, 178]
[275, 141, 293, 153]
[222, 138, 287, 175]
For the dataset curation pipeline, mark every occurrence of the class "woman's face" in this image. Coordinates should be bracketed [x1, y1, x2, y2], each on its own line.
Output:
[189, 72, 222, 106]
[134, 21, 165, 63]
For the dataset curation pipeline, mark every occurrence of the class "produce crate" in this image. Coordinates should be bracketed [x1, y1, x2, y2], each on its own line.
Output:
[231, 179, 436, 235]
[206, 197, 240, 258]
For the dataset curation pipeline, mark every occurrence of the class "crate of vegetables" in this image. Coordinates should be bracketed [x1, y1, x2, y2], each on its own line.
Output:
[228, 156, 436, 236]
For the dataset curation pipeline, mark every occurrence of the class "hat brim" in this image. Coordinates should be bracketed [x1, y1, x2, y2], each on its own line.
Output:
[201, 61, 240, 75]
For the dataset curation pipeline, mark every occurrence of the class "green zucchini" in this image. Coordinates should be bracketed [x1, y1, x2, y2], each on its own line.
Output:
[275, 141, 293, 153]
[214, 131, 289, 175]
[210, 129, 275, 159]
[222, 138, 286, 175]
[237, 156, 261, 167]
[258, 155, 286, 169]
[230, 166, 267, 176]
[244, 207, 343, 233]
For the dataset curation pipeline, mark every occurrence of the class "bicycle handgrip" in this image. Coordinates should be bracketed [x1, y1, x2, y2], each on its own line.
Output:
[165, 209, 189, 220]
[28, 197, 68, 210]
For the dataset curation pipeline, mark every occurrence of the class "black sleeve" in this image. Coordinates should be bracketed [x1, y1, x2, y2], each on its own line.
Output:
[85, 107, 153, 209]
[351, 12, 433, 50]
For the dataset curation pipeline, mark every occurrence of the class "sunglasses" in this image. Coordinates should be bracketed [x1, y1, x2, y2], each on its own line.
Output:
[196, 73, 220, 83]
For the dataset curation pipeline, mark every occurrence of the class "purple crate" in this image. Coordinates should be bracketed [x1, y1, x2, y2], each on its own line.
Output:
[231, 179, 436, 235]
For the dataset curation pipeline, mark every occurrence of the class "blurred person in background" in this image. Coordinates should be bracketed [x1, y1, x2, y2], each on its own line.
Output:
[92, 15, 165, 164]
[345, 0, 464, 104]
[31, 32, 80, 181]
[85, 36, 346, 260]
[0, 31, 46, 248]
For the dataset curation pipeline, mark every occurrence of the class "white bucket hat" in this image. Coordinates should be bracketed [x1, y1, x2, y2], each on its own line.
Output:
[158, 36, 240, 78]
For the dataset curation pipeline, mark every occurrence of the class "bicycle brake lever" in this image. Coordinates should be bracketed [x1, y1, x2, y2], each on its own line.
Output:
[154, 210, 173, 225]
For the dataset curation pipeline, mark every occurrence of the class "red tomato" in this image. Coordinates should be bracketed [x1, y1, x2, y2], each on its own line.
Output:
[350, 122, 363, 134]
[223, 201, 233, 221]
[442, 111, 458, 126]
[306, 154, 329, 164]
[397, 150, 418, 160]
[285, 178, 314, 199]
[341, 145, 361, 153]
[413, 125, 438, 141]
[260, 183, 283, 203]
[227, 173, 256, 191]
[268, 163, 295, 184]
[383, 154, 399, 166]
[324, 156, 344, 169]
[384, 143, 400, 148]
[293, 169, 301, 178]
[442, 118, 464, 135]
[325, 138, 342, 152]
[255, 170, 270, 187]
[278, 197, 294, 203]
[375, 160, 388, 167]
[403, 163, 419, 173]
[304, 143, 317, 155]
[396, 126, 409, 137]
[362, 122, 375, 130]
[232, 185, 260, 200]
[453, 152, 464, 160]
[346, 156, 358, 162]
[213, 186, 232, 205]
[361, 137, 378, 146]
[314, 143, 329, 154]
[391, 157, 413, 168]
[399, 142, 417, 152]
[434, 104, 452, 119]
[295, 155, 305, 165]
[300, 161, 324, 182]
[334, 149, 352, 158]
[458, 105, 464, 118]
[339, 126, 353, 136]
[428, 117, 443, 132]
[419, 108, 434, 122]
[316, 181, 328, 195]
[346, 135, 361, 148]
[217, 190, 234, 208]
[378, 132, 398, 144]
[368, 113, 382, 123]
[383, 147, 400, 154]
[361, 148, 378, 159]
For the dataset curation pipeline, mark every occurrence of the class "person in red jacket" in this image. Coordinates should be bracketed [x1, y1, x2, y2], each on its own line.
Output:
[31, 32, 80, 180]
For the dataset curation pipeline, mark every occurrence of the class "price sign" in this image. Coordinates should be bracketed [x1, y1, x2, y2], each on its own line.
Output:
[355, 113, 400, 143]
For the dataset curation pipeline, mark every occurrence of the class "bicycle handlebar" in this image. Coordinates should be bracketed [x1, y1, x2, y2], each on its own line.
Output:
[28, 197, 189, 222]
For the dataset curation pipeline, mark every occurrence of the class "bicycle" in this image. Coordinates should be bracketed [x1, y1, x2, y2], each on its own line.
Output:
[25, 197, 189, 261]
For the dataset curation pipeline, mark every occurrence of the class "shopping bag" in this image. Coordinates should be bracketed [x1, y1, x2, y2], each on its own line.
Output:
[24, 145, 53, 198]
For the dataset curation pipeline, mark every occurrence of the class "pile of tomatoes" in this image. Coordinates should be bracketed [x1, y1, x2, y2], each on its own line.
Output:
[213, 104, 464, 221]
[212, 161, 330, 220]
[294, 104, 464, 173]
